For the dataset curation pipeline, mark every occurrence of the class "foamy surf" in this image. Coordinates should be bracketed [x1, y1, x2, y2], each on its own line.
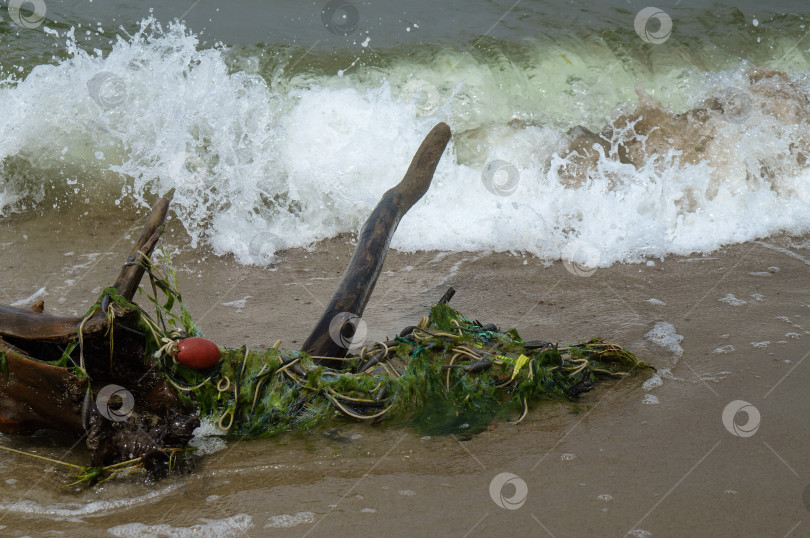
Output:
[107, 513, 253, 537]
[2, 16, 810, 269]
[0, 483, 181, 521]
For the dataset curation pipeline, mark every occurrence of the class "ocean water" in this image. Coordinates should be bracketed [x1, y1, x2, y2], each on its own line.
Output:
[1, 0, 810, 267]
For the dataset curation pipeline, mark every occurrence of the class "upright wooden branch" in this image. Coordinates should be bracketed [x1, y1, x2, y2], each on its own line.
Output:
[0, 195, 177, 437]
[112, 195, 172, 301]
[303, 122, 452, 365]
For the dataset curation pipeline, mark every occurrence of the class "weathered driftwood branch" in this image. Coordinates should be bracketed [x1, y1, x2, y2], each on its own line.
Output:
[303, 122, 452, 366]
[0, 341, 87, 434]
[0, 305, 104, 344]
[112, 194, 172, 301]
[0, 195, 181, 445]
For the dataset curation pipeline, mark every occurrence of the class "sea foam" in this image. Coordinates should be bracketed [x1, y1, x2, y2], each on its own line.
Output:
[2, 17, 810, 268]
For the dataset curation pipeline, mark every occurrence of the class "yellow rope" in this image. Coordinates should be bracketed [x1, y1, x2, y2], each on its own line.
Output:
[249, 364, 270, 413]
[0, 445, 85, 473]
[591, 368, 629, 377]
[450, 347, 481, 361]
[507, 397, 529, 425]
[325, 392, 393, 421]
[276, 358, 301, 376]
[77, 305, 100, 375]
[166, 375, 213, 393]
[217, 376, 231, 392]
[106, 303, 116, 369]
[453, 345, 483, 359]
[379, 360, 400, 379]
[218, 407, 235, 431]
[446, 352, 461, 390]
[326, 388, 383, 405]
[307, 355, 355, 362]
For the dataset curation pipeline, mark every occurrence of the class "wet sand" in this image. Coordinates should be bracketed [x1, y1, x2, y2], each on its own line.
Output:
[1, 210, 809, 537]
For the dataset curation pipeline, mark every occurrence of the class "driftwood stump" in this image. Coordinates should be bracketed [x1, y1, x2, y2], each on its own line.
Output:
[0, 196, 198, 470]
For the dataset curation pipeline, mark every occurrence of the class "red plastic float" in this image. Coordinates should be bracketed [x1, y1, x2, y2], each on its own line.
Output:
[174, 337, 221, 369]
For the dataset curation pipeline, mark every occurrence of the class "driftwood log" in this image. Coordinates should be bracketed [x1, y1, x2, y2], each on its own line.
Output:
[0, 195, 198, 469]
[303, 122, 451, 366]
[0, 123, 452, 471]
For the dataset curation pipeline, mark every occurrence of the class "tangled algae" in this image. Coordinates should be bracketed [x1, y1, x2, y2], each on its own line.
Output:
[135, 253, 650, 439]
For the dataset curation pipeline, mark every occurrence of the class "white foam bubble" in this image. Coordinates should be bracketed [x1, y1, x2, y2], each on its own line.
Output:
[108, 513, 253, 537]
[0, 483, 180, 519]
[221, 296, 251, 313]
[641, 394, 660, 405]
[642, 373, 663, 391]
[188, 417, 227, 456]
[644, 321, 684, 358]
[264, 511, 316, 529]
[10, 287, 47, 307]
[699, 371, 731, 383]
[719, 294, 746, 306]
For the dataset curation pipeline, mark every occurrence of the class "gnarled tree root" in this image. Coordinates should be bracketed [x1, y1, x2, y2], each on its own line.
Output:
[0, 195, 197, 471]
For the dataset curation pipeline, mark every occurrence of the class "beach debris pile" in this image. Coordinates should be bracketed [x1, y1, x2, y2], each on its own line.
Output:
[54, 250, 647, 483]
[0, 248, 649, 484]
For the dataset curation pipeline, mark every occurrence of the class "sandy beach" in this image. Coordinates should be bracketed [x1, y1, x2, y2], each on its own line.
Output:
[1, 208, 808, 536]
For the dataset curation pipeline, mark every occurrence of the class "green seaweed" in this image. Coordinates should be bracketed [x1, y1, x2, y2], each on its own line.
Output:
[94, 251, 650, 445]
[6, 249, 652, 485]
[129, 273, 650, 439]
